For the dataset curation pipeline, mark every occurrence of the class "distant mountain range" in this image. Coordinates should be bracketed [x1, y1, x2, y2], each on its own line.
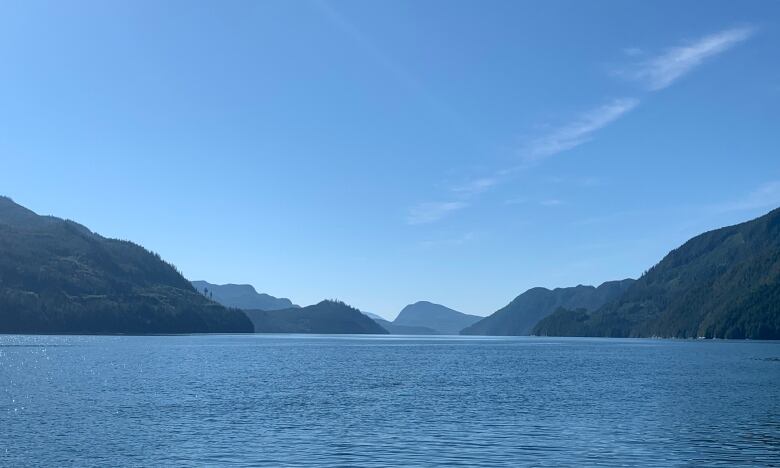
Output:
[246, 300, 388, 334]
[0, 197, 252, 334]
[191, 280, 298, 311]
[534, 207, 780, 339]
[461, 280, 634, 336]
[361, 311, 385, 321]
[372, 317, 438, 335]
[2, 195, 778, 339]
[393, 301, 481, 334]
[360, 304, 475, 335]
[360, 311, 437, 334]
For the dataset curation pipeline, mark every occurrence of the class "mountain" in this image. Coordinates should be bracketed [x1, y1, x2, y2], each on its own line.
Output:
[245, 300, 389, 334]
[0, 196, 253, 334]
[191, 280, 298, 311]
[534, 208, 780, 339]
[393, 301, 481, 334]
[373, 318, 437, 335]
[461, 280, 634, 336]
[361, 311, 385, 321]
[359, 310, 436, 334]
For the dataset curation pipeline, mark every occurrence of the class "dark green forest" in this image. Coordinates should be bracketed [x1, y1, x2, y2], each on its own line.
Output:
[2, 195, 778, 339]
[0, 197, 253, 334]
[534, 207, 780, 339]
[244, 300, 389, 334]
[461, 280, 634, 336]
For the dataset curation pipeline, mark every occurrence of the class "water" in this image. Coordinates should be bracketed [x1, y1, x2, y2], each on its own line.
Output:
[1, 334, 779, 467]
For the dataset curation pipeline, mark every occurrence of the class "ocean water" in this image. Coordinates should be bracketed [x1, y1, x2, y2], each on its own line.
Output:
[1, 334, 779, 467]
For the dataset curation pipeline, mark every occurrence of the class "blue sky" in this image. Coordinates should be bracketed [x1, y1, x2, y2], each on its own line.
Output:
[1, 1, 779, 319]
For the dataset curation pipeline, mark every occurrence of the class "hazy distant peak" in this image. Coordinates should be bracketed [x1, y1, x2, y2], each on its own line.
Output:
[410, 300, 435, 306]
[219, 283, 259, 292]
[361, 311, 386, 321]
[191, 280, 298, 311]
[394, 301, 481, 334]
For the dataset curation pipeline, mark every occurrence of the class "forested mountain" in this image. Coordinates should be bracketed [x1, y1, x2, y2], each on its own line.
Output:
[393, 301, 481, 334]
[245, 300, 389, 334]
[191, 280, 298, 310]
[5, 193, 776, 339]
[461, 280, 634, 336]
[534, 207, 780, 339]
[0, 197, 253, 334]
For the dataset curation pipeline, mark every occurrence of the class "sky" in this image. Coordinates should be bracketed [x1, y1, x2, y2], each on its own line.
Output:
[1, 1, 779, 319]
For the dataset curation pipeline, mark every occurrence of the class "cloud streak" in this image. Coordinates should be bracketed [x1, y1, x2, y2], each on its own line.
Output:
[451, 177, 500, 195]
[407, 201, 469, 225]
[520, 98, 640, 163]
[540, 199, 564, 207]
[619, 26, 755, 91]
[407, 25, 755, 225]
[407, 98, 635, 224]
[713, 181, 780, 213]
[418, 231, 476, 249]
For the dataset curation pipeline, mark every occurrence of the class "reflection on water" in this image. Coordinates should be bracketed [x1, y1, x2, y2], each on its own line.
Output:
[1, 334, 779, 466]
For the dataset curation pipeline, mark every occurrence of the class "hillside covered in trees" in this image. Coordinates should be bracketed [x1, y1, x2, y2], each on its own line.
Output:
[0, 197, 253, 334]
[534, 207, 780, 339]
[244, 300, 389, 334]
[461, 280, 634, 336]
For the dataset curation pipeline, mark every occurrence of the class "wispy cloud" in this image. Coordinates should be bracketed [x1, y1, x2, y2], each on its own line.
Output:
[520, 98, 640, 163]
[545, 175, 603, 187]
[540, 199, 565, 207]
[408, 25, 755, 226]
[409, 98, 635, 224]
[451, 177, 499, 195]
[713, 181, 780, 213]
[618, 26, 755, 91]
[407, 201, 468, 225]
[570, 208, 652, 227]
[579, 176, 603, 188]
[418, 231, 476, 249]
[622, 47, 644, 57]
[504, 197, 528, 206]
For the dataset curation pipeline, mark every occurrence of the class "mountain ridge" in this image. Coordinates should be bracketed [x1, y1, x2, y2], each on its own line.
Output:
[191, 280, 298, 311]
[534, 207, 780, 339]
[461, 280, 635, 336]
[245, 300, 389, 334]
[0, 196, 253, 334]
[394, 301, 481, 334]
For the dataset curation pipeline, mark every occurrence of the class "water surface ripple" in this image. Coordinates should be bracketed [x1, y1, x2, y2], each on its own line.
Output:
[1, 334, 778, 466]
